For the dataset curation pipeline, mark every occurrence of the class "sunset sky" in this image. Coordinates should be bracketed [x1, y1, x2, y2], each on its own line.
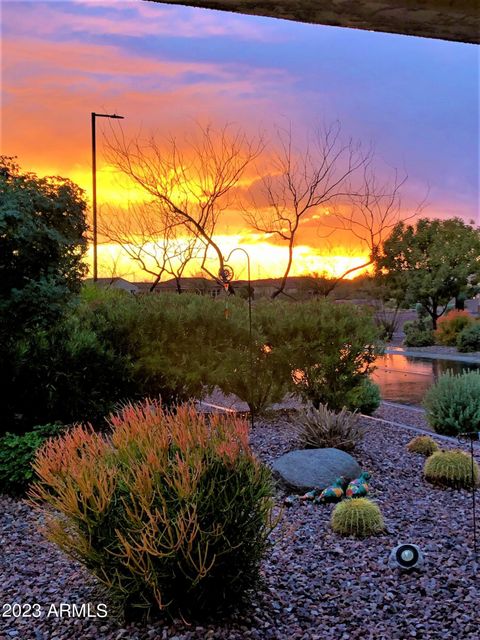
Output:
[1, 0, 478, 281]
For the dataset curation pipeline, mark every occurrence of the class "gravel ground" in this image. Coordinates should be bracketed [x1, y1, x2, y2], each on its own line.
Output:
[374, 403, 430, 432]
[1, 415, 480, 640]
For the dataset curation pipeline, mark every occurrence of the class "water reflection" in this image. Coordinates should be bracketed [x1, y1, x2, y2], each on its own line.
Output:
[372, 354, 480, 406]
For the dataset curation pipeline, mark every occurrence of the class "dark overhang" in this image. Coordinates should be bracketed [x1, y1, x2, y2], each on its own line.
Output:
[148, 0, 480, 44]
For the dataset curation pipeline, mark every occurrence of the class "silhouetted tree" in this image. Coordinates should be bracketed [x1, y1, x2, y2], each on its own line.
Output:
[0, 156, 88, 431]
[105, 123, 262, 284]
[101, 200, 201, 292]
[244, 123, 369, 298]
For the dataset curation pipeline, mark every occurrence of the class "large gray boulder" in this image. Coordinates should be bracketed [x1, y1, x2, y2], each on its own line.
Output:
[272, 448, 362, 493]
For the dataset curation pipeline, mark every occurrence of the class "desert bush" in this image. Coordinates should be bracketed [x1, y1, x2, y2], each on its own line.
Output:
[424, 450, 479, 489]
[0, 424, 65, 495]
[29, 400, 275, 619]
[434, 310, 475, 346]
[212, 300, 292, 414]
[292, 404, 363, 452]
[79, 289, 289, 414]
[415, 303, 429, 319]
[375, 316, 398, 342]
[78, 287, 203, 405]
[5, 288, 382, 431]
[331, 498, 385, 537]
[423, 370, 480, 436]
[217, 344, 287, 415]
[457, 322, 480, 353]
[406, 435, 439, 456]
[345, 377, 381, 415]
[4, 312, 134, 433]
[403, 318, 434, 347]
[284, 300, 381, 411]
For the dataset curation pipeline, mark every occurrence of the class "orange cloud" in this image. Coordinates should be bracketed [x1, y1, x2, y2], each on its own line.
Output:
[2, 31, 289, 177]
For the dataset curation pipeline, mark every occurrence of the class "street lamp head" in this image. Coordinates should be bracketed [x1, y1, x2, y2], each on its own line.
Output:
[92, 112, 125, 119]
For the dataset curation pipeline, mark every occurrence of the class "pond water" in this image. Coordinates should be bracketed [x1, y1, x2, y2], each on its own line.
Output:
[372, 353, 480, 406]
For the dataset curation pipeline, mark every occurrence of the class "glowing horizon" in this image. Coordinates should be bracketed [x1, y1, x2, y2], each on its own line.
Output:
[88, 237, 372, 283]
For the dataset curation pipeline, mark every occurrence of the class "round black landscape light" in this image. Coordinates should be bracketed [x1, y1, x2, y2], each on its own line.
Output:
[388, 543, 424, 571]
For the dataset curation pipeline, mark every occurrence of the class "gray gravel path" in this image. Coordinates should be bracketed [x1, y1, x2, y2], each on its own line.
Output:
[1, 416, 479, 640]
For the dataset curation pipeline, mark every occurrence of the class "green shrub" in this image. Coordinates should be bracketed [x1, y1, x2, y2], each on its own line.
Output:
[292, 404, 363, 452]
[30, 401, 275, 619]
[217, 344, 288, 415]
[0, 424, 65, 495]
[375, 316, 398, 342]
[285, 300, 381, 411]
[80, 289, 289, 415]
[345, 377, 381, 415]
[423, 370, 480, 436]
[3, 289, 382, 431]
[424, 450, 479, 489]
[3, 314, 134, 434]
[331, 498, 385, 537]
[457, 322, 480, 353]
[434, 310, 475, 346]
[406, 435, 439, 456]
[213, 300, 292, 414]
[415, 303, 428, 319]
[403, 318, 434, 347]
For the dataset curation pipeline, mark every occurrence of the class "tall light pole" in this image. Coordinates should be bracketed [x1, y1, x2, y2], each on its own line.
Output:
[91, 112, 124, 282]
[221, 247, 255, 430]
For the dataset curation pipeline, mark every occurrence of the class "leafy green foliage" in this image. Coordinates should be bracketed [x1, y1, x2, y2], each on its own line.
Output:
[406, 435, 439, 456]
[424, 450, 479, 489]
[344, 377, 381, 415]
[434, 310, 475, 346]
[457, 322, 480, 353]
[403, 318, 435, 347]
[3, 306, 135, 433]
[1, 158, 88, 432]
[292, 404, 363, 452]
[0, 157, 87, 333]
[0, 424, 65, 495]
[282, 300, 381, 411]
[423, 371, 480, 436]
[216, 300, 294, 414]
[376, 218, 480, 329]
[4, 278, 381, 432]
[30, 401, 275, 619]
[71, 292, 379, 420]
[331, 498, 385, 537]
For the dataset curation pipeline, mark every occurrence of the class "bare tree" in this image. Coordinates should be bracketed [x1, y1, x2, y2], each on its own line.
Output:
[244, 122, 370, 299]
[97, 248, 137, 285]
[101, 200, 200, 292]
[317, 165, 426, 297]
[105, 123, 263, 284]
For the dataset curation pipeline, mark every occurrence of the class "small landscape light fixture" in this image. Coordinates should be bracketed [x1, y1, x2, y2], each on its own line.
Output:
[457, 431, 479, 571]
[388, 543, 424, 571]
